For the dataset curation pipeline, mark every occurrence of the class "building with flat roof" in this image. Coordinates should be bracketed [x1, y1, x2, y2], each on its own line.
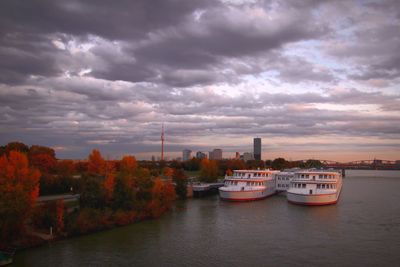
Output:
[243, 152, 254, 162]
[253, 137, 261, 160]
[182, 149, 192, 161]
[209, 149, 222, 160]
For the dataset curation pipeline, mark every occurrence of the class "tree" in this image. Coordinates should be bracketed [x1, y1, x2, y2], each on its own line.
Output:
[87, 149, 106, 175]
[271, 158, 289, 170]
[226, 159, 246, 171]
[200, 158, 219, 183]
[112, 174, 135, 211]
[172, 169, 187, 199]
[30, 153, 57, 173]
[0, 151, 40, 243]
[56, 160, 75, 176]
[103, 173, 116, 204]
[5, 141, 29, 155]
[119, 155, 137, 175]
[163, 167, 174, 179]
[79, 175, 105, 209]
[148, 178, 176, 218]
[29, 145, 56, 159]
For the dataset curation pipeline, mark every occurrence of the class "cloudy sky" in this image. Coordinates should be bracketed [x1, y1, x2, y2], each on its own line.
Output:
[1, 0, 400, 161]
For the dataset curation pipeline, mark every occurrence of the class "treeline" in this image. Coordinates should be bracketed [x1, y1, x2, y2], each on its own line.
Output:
[0, 142, 188, 248]
[168, 157, 324, 182]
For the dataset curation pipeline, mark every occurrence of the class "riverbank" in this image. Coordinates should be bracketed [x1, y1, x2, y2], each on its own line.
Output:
[6, 205, 175, 253]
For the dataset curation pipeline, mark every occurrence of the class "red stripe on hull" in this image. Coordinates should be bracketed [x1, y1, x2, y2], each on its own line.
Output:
[287, 199, 338, 206]
[220, 192, 276, 202]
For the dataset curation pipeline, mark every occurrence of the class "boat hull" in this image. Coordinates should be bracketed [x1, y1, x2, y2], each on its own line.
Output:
[219, 187, 275, 201]
[287, 190, 341, 206]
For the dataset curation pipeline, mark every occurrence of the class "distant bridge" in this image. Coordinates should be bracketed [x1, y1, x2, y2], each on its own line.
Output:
[319, 159, 400, 170]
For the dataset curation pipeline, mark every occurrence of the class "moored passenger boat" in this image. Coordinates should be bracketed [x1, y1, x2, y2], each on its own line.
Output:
[219, 169, 279, 201]
[286, 169, 342, 205]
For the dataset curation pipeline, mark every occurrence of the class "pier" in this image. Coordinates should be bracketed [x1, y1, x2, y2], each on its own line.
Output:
[192, 182, 224, 197]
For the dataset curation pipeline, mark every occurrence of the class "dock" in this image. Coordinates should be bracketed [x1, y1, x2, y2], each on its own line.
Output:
[192, 182, 224, 197]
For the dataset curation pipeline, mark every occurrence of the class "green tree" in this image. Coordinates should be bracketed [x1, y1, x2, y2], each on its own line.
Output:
[112, 174, 136, 211]
[79, 175, 105, 209]
[5, 141, 29, 155]
[271, 158, 289, 170]
[173, 169, 188, 199]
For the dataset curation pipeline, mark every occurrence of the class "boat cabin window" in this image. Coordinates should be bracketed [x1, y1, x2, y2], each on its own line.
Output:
[301, 174, 304, 178]
[319, 175, 323, 179]
[324, 175, 327, 178]
[317, 184, 320, 189]
[302, 184, 306, 188]
[322, 184, 325, 189]
[306, 175, 309, 178]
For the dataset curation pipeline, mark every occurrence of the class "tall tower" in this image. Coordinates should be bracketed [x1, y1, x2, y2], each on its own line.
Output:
[161, 124, 165, 161]
[254, 137, 261, 160]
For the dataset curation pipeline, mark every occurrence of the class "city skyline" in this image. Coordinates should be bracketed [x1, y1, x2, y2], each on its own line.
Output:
[1, 0, 400, 161]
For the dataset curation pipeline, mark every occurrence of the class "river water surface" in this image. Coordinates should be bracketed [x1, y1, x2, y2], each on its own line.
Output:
[14, 170, 400, 267]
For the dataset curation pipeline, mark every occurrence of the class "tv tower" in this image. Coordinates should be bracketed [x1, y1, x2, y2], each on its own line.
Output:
[161, 123, 165, 161]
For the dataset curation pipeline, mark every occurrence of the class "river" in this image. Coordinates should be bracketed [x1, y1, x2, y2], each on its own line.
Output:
[14, 170, 400, 267]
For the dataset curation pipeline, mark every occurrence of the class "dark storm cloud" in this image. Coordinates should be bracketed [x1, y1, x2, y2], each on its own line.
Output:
[0, 0, 211, 40]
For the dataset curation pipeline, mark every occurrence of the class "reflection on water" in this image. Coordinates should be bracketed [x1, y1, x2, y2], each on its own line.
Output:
[14, 170, 400, 267]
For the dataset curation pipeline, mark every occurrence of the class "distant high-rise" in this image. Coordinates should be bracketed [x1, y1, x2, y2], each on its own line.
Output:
[254, 137, 261, 160]
[209, 148, 222, 160]
[196, 151, 207, 159]
[183, 149, 192, 161]
[243, 152, 254, 162]
[235, 152, 240, 159]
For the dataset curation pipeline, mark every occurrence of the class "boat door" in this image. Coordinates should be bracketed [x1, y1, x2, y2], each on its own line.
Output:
[309, 189, 313, 194]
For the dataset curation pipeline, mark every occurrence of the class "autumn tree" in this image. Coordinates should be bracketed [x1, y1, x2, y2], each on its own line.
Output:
[172, 169, 188, 199]
[87, 149, 106, 176]
[119, 155, 137, 175]
[56, 160, 75, 176]
[30, 153, 57, 173]
[163, 167, 174, 179]
[148, 178, 176, 218]
[103, 173, 116, 204]
[28, 145, 56, 159]
[0, 151, 40, 243]
[200, 158, 219, 183]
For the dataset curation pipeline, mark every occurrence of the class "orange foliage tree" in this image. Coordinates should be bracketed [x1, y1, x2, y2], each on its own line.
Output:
[119, 155, 137, 174]
[148, 178, 176, 218]
[88, 149, 106, 175]
[200, 158, 219, 183]
[103, 173, 116, 203]
[30, 153, 57, 173]
[0, 151, 40, 242]
[56, 160, 75, 176]
[163, 167, 174, 179]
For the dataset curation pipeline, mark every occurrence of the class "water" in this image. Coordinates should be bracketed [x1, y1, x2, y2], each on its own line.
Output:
[14, 170, 400, 267]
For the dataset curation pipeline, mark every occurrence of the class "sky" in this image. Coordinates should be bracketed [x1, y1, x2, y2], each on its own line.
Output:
[0, 0, 400, 161]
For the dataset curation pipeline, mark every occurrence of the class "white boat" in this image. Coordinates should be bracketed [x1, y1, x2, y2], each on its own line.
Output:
[219, 169, 279, 201]
[286, 169, 343, 205]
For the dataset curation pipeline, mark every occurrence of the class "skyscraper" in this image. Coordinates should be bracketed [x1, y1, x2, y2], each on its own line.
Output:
[254, 137, 261, 160]
[182, 149, 192, 161]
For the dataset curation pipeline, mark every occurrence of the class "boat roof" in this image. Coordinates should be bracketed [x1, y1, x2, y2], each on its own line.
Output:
[233, 169, 279, 173]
